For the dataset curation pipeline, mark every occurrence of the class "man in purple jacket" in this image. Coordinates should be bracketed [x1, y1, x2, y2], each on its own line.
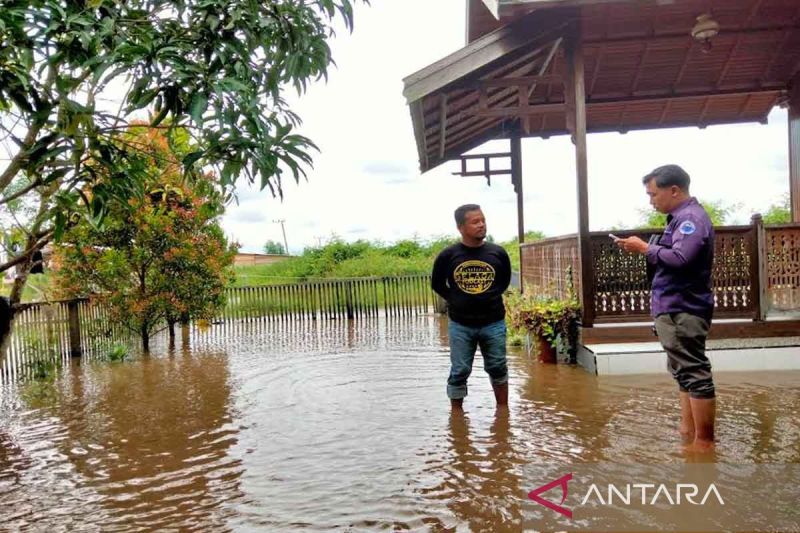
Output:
[616, 165, 716, 452]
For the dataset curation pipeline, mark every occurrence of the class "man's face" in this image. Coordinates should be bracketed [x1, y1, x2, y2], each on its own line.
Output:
[458, 210, 487, 241]
[645, 179, 680, 214]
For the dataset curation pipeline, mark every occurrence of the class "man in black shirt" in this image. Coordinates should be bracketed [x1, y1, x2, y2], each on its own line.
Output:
[432, 204, 512, 411]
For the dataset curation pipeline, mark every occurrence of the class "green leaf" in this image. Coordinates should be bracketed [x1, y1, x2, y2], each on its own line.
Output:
[183, 150, 204, 168]
[189, 92, 208, 125]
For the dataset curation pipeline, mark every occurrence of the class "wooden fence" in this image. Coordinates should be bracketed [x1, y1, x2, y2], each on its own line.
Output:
[1, 275, 439, 383]
[521, 218, 800, 323]
[0, 299, 130, 383]
[220, 275, 437, 322]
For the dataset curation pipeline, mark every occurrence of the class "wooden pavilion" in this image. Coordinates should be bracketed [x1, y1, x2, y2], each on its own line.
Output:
[403, 0, 800, 346]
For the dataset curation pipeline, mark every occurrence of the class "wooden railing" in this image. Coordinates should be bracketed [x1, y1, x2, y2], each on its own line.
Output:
[221, 275, 436, 321]
[1, 275, 438, 382]
[520, 218, 800, 324]
[1, 298, 130, 382]
[764, 223, 800, 314]
[520, 234, 581, 300]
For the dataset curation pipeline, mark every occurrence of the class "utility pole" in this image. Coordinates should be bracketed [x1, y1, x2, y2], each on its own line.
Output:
[272, 219, 289, 255]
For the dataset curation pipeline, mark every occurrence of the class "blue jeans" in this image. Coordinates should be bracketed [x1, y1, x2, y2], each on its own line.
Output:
[447, 319, 508, 400]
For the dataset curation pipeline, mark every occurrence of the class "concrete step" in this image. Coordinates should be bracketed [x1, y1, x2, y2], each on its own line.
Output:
[578, 338, 800, 375]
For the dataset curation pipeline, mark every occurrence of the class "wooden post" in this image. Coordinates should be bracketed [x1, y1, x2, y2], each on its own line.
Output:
[346, 280, 354, 320]
[67, 300, 82, 357]
[566, 28, 595, 327]
[789, 75, 800, 223]
[510, 127, 525, 293]
[753, 214, 768, 321]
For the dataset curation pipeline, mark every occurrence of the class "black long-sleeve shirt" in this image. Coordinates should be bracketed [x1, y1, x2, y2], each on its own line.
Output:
[431, 242, 511, 327]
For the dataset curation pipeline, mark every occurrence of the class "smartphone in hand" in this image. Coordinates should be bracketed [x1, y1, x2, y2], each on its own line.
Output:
[609, 233, 621, 241]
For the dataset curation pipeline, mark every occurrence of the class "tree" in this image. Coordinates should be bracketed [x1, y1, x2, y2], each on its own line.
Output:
[761, 194, 791, 225]
[52, 126, 237, 352]
[263, 240, 286, 255]
[637, 200, 738, 228]
[0, 0, 362, 346]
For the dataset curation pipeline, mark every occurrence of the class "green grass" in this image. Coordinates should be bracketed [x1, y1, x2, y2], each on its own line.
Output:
[232, 232, 544, 287]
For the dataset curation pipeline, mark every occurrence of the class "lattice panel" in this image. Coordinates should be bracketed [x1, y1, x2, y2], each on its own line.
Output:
[588, 229, 757, 320]
[712, 231, 755, 316]
[521, 236, 580, 300]
[765, 227, 800, 313]
[591, 234, 656, 319]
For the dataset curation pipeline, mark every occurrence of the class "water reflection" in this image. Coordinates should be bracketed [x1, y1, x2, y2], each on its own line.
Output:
[0, 348, 242, 530]
[444, 409, 524, 532]
[0, 315, 798, 530]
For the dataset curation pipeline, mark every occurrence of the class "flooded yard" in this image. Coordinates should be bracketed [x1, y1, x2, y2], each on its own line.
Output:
[1, 316, 799, 531]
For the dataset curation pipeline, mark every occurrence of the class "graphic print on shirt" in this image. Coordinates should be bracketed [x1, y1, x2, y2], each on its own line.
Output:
[453, 260, 496, 294]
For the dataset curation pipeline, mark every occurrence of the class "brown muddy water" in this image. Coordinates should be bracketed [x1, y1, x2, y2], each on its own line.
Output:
[1, 316, 799, 531]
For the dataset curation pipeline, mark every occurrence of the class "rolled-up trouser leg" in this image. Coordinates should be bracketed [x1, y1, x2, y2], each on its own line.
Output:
[447, 320, 478, 399]
[655, 313, 715, 399]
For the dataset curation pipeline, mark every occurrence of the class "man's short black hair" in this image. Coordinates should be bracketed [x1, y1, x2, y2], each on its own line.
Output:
[642, 164, 691, 191]
[454, 204, 481, 226]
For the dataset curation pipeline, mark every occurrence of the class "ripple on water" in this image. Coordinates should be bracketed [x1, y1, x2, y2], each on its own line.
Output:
[1, 316, 799, 531]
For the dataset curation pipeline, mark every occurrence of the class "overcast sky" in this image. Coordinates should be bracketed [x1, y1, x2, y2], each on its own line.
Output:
[222, 0, 791, 254]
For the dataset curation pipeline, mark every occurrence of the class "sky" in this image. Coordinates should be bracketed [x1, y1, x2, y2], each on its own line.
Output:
[221, 0, 791, 254]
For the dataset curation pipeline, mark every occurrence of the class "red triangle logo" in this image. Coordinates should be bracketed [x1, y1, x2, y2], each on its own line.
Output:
[528, 473, 573, 519]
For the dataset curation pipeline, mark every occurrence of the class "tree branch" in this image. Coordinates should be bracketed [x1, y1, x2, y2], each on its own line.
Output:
[0, 230, 54, 273]
[0, 178, 43, 206]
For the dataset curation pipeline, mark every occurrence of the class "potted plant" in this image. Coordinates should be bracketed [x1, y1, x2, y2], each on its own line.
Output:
[505, 290, 581, 364]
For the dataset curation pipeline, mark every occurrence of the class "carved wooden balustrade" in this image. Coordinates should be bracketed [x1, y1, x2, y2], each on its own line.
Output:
[764, 224, 800, 314]
[520, 218, 800, 324]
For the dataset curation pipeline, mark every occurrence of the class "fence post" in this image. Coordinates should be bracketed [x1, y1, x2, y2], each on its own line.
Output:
[68, 300, 82, 357]
[752, 214, 768, 321]
[345, 280, 354, 320]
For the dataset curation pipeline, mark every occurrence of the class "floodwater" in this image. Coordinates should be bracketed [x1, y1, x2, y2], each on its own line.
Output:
[1, 316, 799, 531]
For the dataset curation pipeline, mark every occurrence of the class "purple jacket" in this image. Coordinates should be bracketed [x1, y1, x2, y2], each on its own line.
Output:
[645, 197, 715, 322]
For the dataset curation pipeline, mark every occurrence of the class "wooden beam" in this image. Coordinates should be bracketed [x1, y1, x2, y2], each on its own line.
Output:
[737, 93, 753, 118]
[759, 29, 793, 86]
[469, 102, 564, 118]
[421, 41, 557, 126]
[481, 74, 562, 90]
[581, 320, 800, 345]
[583, 24, 799, 47]
[525, 38, 563, 134]
[789, 73, 800, 223]
[588, 43, 604, 97]
[673, 44, 694, 90]
[697, 97, 712, 127]
[629, 42, 650, 96]
[529, 38, 563, 99]
[452, 169, 512, 178]
[438, 94, 448, 159]
[590, 84, 784, 102]
[716, 34, 743, 89]
[511, 129, 524, 242]
[410, 101, 429, 171]
[403, 9, 574, 103]
[459, 152, 511, 160]
[511, 128, 525, 292]
[566, 27, 595, 327]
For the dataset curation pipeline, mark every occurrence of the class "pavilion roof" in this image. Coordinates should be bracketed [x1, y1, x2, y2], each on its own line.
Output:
[404, 0, 800, 173]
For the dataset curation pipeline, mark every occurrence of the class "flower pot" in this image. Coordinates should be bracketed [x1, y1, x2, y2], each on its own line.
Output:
[535, 334, 557, 364]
